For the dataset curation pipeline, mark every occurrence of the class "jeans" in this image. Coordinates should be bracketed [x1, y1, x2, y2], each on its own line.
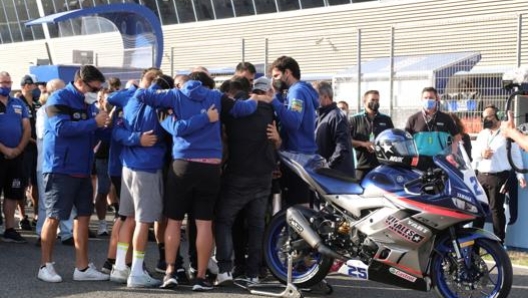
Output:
[36, 170, 74, 240]
[214, 175, 271, 277]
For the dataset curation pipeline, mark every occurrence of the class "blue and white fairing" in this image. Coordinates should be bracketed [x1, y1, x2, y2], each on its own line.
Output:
[433, 143, 489, 215]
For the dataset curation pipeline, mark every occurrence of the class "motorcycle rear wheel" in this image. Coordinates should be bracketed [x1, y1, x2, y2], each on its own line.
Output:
[431, 238, 513, 298]
[263, 209, 334, 289]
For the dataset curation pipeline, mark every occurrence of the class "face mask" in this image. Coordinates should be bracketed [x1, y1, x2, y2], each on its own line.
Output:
[423, 99, 437, 110]
[367, 101, 379, 112]
[483, 119, 495, 129]
[84, 92, 97, 104]
[272, 79, 288, 93]
[32, 88, 41, 101]
[0, 86, 11, 97]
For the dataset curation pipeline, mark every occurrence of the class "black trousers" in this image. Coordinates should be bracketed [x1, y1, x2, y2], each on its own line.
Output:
[474, 171, 509, 242]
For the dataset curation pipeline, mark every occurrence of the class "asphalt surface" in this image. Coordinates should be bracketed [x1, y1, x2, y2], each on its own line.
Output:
[2, 215, 528, 298]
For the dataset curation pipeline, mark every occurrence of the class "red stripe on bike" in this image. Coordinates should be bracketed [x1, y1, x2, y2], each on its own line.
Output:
[388, 194, 475, 220]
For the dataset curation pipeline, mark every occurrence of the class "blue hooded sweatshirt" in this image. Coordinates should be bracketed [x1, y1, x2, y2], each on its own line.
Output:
[108, 86, 166, 173]
[134, 80, 257, 160]
[42, 83, 99, 176]
[271, 81, 319, 154]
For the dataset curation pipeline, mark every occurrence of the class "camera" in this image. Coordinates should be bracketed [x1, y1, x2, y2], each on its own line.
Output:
[502, 67, 528, 90]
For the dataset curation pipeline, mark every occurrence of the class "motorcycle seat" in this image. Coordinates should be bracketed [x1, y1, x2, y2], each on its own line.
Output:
[306, 168, 364, 195]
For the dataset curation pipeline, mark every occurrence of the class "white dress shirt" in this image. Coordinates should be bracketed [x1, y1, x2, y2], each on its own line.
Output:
[472, 127, 525, 180]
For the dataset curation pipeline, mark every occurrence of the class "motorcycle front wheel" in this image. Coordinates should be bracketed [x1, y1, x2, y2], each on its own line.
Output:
[263, 209, 333, 289]
[431, 238, 513, 298]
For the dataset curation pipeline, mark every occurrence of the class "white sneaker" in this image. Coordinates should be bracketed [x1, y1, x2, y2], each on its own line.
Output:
[127, 270, 162, 288]
[73, 263, 110, 281]
[110, 266, 130, 284]
[214, 271, 233, 286]
[38, 263, 63, 283]
[207, 257, 219, 275]
[97, 221, 108, 236]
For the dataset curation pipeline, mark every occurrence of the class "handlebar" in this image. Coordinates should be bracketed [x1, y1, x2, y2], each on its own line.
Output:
[504, 90, 528, 173]
[403, 168, 445, 195]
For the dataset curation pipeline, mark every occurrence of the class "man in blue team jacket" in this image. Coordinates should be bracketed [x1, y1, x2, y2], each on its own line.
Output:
[261, 56, 320, 207]
[39, 65, 110, 283]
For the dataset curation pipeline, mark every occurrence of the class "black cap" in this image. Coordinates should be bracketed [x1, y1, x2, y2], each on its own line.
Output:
[20, 74, 36, 86]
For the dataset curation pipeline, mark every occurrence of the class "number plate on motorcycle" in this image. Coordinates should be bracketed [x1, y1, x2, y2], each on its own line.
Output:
[338, 259, 369, 280]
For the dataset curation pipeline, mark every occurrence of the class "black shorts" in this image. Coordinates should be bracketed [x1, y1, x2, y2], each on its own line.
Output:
[23, 144, 38, 186]
[110, 175, 122, 200]
[164, 160, 221, 221]
[0, 155, 26, 200]
[280, 163, 311, 205]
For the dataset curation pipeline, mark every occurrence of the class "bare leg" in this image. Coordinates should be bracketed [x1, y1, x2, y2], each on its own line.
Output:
[41, 217, 59, 264]
[74, 216, 90, 269]
[195, 219, 213, 279]
[164, 219, 182, 274]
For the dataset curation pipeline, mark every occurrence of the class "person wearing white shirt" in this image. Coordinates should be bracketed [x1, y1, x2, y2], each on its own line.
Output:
[472, 105, 526, 243]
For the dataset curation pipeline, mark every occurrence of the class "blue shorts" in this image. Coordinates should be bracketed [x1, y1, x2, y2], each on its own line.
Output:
[43, 173, 94, 220]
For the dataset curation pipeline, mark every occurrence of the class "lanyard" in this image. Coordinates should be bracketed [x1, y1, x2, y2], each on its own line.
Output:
[365, 113, 375, 142]
[487, 129, 500, 146]
[422, 112, 437, 144]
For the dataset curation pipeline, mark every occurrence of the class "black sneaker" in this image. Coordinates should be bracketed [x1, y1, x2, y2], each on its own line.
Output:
[19, 216, 32, 231]
[88, 230, 97, 238]
[2, 228, 27, 243]
[102, 260, 113, 274]
[160, 272, 178, 289]
[61, 237, 74, 246]
[192, 278, 214, 291]
[232, 265, 245, 279]
[155, 260, 167, 274]
[176, 268, 190, 285]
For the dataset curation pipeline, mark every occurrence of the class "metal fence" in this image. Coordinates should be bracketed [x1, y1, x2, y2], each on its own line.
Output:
[166, 13, 528, 134]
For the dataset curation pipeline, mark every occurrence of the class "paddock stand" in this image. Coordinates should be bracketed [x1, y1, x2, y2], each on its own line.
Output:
[234, 241, 333, 297]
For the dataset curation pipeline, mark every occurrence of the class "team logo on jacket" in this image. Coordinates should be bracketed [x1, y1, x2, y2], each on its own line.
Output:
[385, 215, 428, 243]
[290, 99, 303, 113]
[12, 104, 22, 115]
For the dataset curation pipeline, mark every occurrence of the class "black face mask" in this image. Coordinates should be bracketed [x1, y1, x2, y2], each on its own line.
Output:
[367, 101, 379, 112]
[483, 119, 495, 129]
[272, 79, 288, 93]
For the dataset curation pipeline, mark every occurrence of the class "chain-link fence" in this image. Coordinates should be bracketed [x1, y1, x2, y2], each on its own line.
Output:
[166, 13, 528, 134]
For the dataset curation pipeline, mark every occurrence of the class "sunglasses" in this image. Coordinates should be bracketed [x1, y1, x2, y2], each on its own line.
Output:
[83, 80, 102, 93]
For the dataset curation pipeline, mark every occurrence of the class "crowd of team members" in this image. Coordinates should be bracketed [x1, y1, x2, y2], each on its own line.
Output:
[0, 55, 472, 292]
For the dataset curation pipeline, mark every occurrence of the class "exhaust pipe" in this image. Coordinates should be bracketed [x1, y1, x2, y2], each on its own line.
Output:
[286, 207, 347, 261]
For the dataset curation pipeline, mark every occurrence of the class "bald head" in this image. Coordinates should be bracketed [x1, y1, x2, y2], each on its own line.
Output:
[46, 79, 65, 93]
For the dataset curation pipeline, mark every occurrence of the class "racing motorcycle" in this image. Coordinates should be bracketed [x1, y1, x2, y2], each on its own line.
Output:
[264, 129, 512, 298]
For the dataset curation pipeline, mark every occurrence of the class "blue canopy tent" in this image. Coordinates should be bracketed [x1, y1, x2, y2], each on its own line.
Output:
[25, 3, 163, 83]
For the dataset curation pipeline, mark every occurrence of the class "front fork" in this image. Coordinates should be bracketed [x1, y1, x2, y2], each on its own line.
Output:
[448, 226, 480, 286]
[449, 226, 466, 265]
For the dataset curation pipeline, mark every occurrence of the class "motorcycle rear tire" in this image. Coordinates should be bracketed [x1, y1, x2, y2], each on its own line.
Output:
[263, 209, 333, 289]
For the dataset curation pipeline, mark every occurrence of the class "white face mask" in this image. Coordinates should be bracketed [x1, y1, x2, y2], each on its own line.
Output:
[84, 92, 97, 104]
